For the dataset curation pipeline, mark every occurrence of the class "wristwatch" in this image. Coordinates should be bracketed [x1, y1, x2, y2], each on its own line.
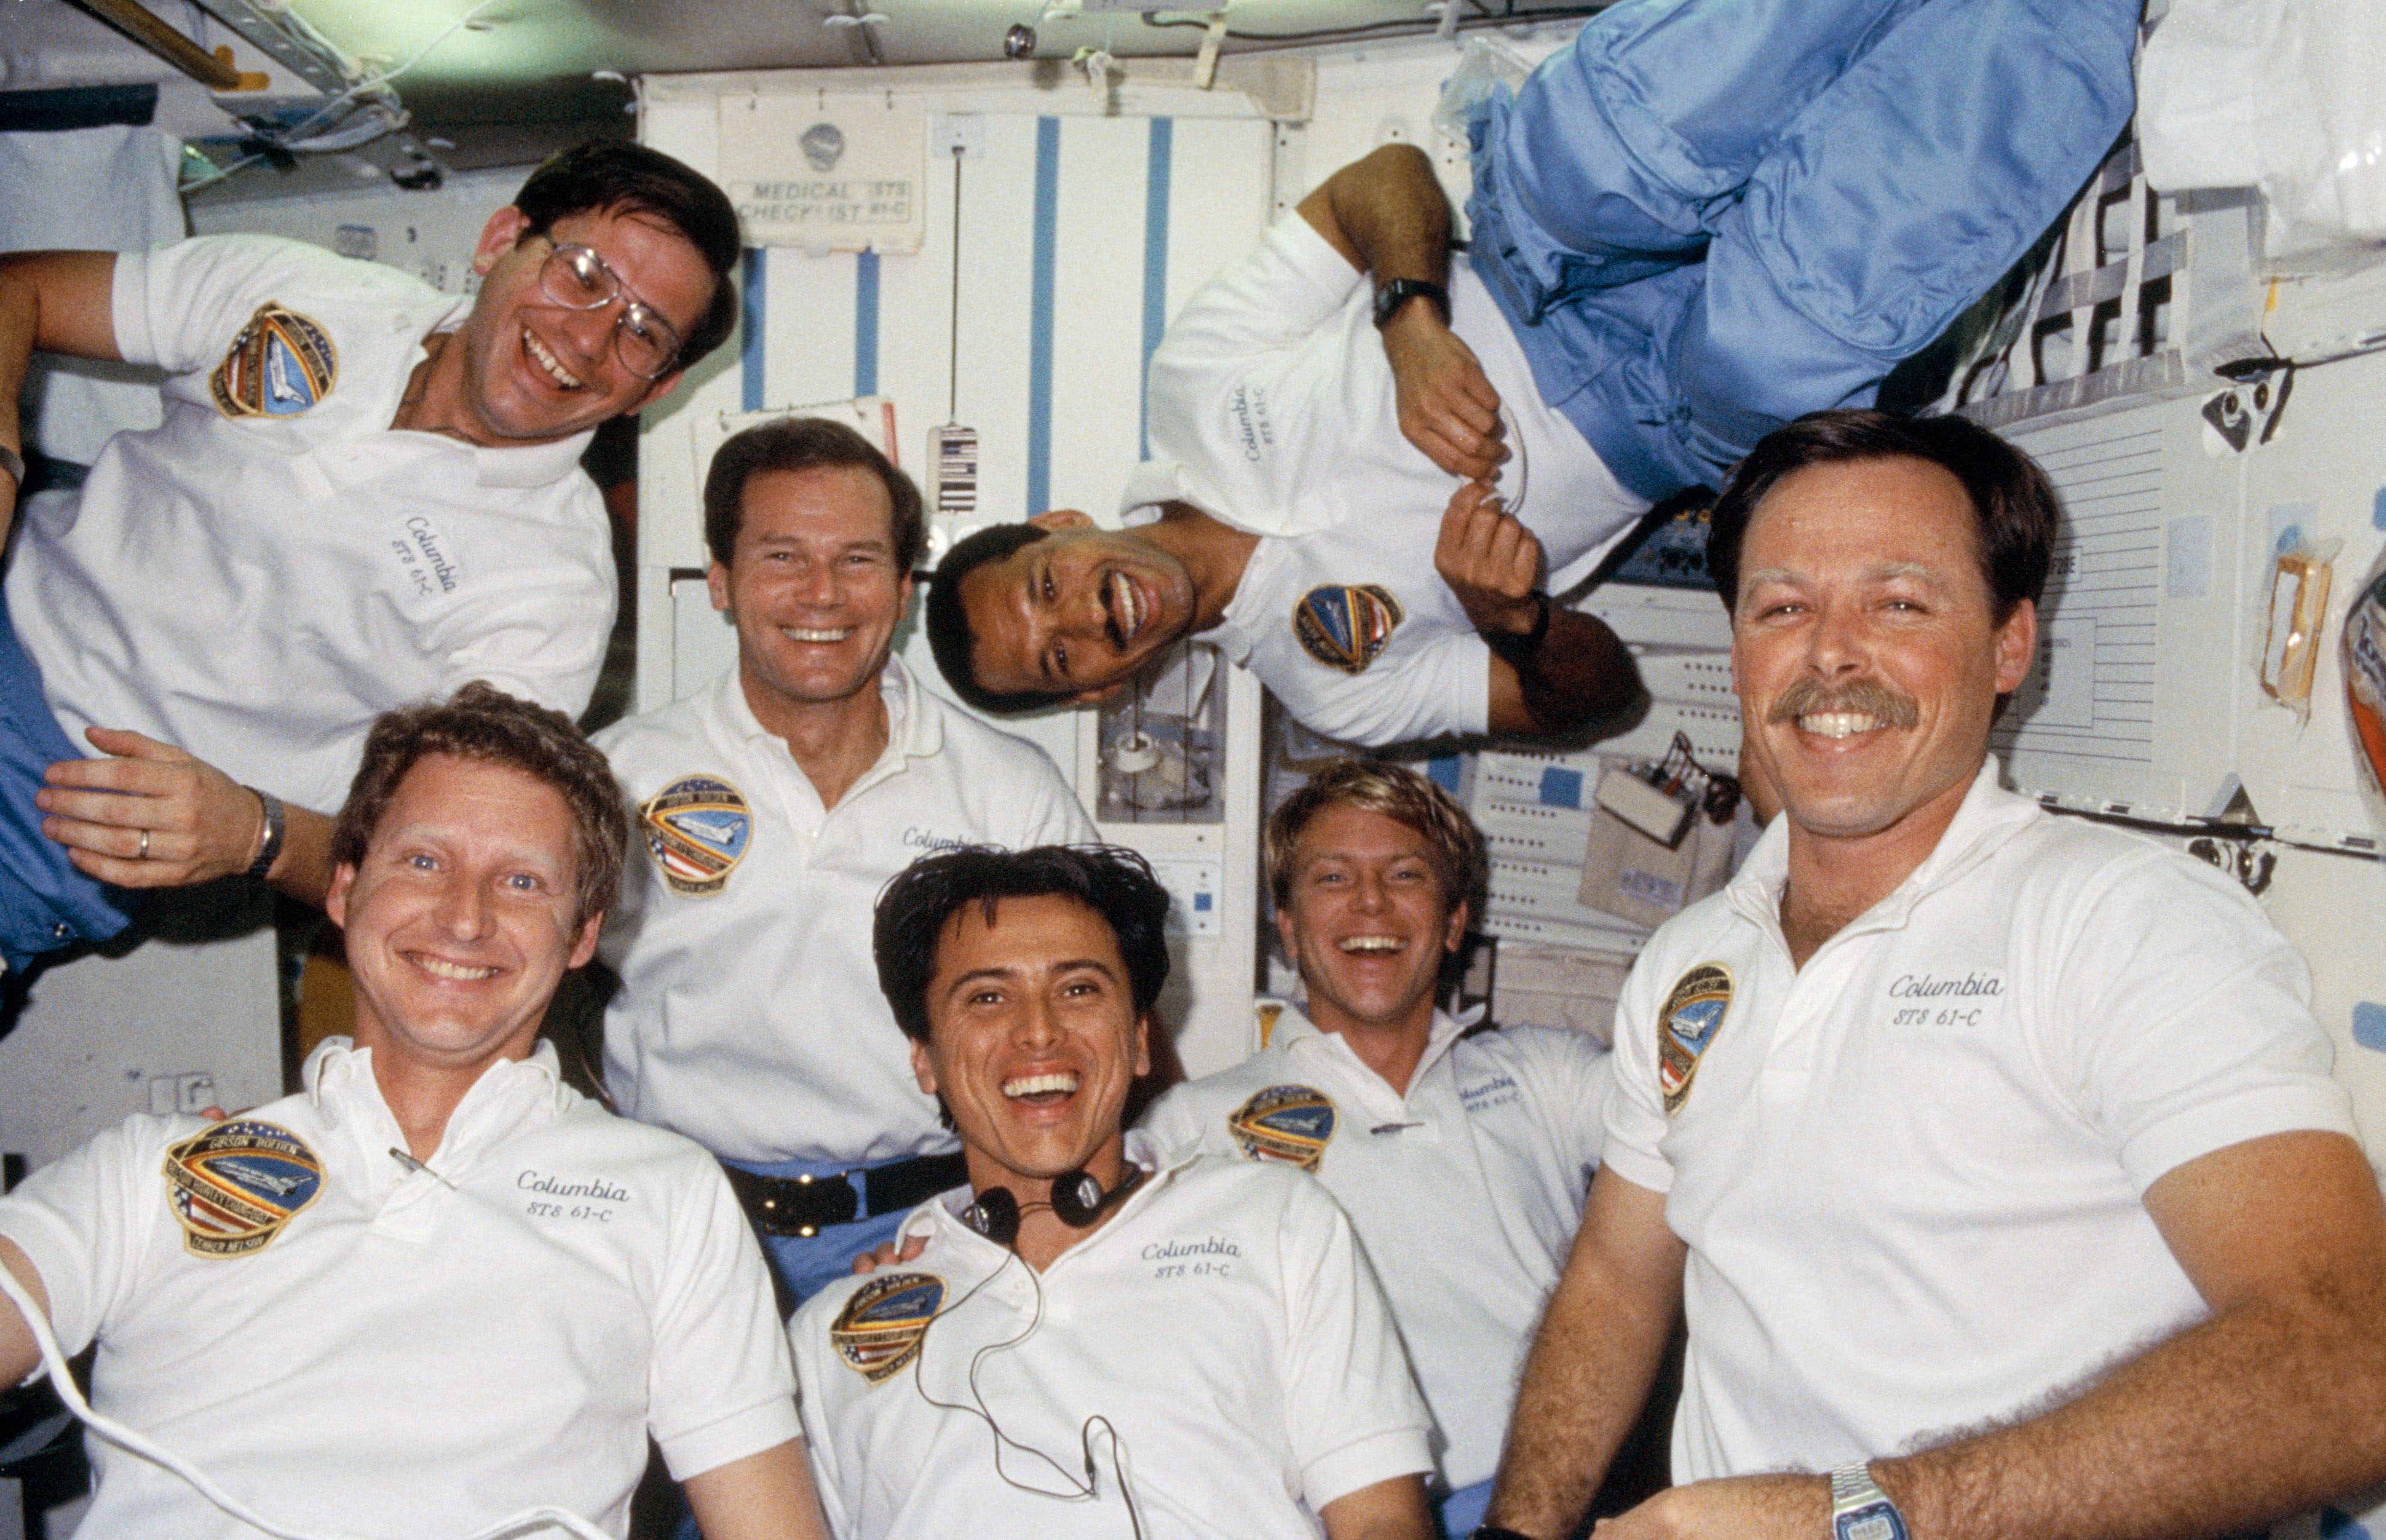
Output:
[1830, 1462, 1910, 1540]
[243, 787, 286, 881]
[1373, 277, 1450, 329]
[1482, 590, 1552, 669]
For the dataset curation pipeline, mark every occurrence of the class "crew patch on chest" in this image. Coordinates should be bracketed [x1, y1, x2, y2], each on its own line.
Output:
[638, 775, 751, 896]
[210, 302, 337, 419]
[1656, 963, 1732, 1115]
[1293, 585, 1402, 674]
[1227, 1084, 1336, 1170]
[830, 1272, 945, 1384]
[162, 1120, 323, 1258]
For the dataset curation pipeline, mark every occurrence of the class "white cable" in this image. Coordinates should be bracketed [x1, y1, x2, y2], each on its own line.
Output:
[339, 0, 505, 98]
[0, 1260, 610, 1540]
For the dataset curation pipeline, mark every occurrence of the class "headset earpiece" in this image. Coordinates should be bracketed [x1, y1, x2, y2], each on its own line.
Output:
[1047, 1168, 1108, 1229]
[962, 1186, 1020, 1248]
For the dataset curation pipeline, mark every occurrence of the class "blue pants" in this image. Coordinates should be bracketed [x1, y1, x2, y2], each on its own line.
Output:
[1438, 1478, 1494, 1538]
[0, 584, 132, 971]
[1466, 0, 2142, 499]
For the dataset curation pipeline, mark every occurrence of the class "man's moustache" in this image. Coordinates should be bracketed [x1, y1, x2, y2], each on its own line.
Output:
[1766, 677, 1920, 729]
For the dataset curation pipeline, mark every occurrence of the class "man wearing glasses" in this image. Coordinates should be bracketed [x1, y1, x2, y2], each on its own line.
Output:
[0, 141, 739, 968]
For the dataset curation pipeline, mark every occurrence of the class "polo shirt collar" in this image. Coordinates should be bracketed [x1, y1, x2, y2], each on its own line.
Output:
[1724, 757, 2032, 935]
[707, 657, 933, 753]
[303, 1036, 569, 1171]
[1271, 1001, 1469, 1095]
[410, 297, 597, 490]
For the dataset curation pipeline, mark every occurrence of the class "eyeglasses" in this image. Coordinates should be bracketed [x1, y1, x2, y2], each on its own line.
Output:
[533, 238, 686, 380]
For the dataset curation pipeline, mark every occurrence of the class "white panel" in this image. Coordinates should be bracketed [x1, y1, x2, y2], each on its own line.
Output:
[2257, 844, 2386, 1178]
[762, 245, 863, 407]
[1162, 118, 1280, 329]
[880, 140, 962, 486]
[1045, 116, 1153, 516]
[950, 113, 1045, 530]
[0, 900, 277, 1171]
[1997, 408, 2236, 821]
[2232, 351, 2386, 850]
[1999, 355, 2386, 850]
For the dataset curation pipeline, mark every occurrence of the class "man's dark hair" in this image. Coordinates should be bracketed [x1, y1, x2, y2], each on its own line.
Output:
[923, 522, 1061, 714]
[1705, 409, 2058, 622]
[512, 140, 743, 371]
[331, 682, 628, 929]
[704, 416, 926, 574]
[874, 844, 1173, 1045]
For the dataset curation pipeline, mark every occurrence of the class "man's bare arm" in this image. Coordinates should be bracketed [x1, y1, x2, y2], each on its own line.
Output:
[683, 1439, 833, 1540]
[1321, 1472, 1436, 1540]
[0, 1237, 55, 1389]
[0, 251, 122, 544]
[1297, 144, 1506, 482]
[38, 729, 335, 906]
[1598, 1130, 2386, 1540]
[1436, 481, 1641, 739]
[1486, 1166, 1685, 1538]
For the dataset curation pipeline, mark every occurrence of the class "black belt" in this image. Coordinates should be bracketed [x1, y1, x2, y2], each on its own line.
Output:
[721, 1151, 969, 1239]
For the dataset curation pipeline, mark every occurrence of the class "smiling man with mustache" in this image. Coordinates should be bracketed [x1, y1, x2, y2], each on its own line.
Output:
[1481, 409, 2386, 1540]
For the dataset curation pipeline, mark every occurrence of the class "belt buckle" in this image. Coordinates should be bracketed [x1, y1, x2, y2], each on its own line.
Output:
[801, 1170, 862, 1236]
[747, 1169, 860, 1238]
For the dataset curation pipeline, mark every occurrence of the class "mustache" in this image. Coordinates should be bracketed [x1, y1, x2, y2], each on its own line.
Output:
[1766, 677, 1920, 730]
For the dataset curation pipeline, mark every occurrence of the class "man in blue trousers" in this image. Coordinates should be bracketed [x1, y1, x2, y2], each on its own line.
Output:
[927, 0, 2140, 748]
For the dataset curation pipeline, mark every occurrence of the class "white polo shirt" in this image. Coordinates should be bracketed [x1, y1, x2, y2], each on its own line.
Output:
[0, 1039, 799, 1540]
[1119, 216, 1645, 744]
[598, 660, 1096, 1165]
[5, 234, 613, 813]
[1141, 1005, 1605, 1490]
[1608, 762, 2360, 1480]
[792, 1135, 1431, 1540]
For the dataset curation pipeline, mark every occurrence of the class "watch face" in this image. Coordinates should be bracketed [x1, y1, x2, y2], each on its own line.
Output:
[1835, 1500, 1908, 1540]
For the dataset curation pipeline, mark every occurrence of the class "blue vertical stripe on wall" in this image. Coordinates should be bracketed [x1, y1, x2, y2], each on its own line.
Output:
[741, 247, 765, 413]
[1140, 119, 1172, 461]
[1026, 116, 1061, 517]
[854, 250, 881, 398]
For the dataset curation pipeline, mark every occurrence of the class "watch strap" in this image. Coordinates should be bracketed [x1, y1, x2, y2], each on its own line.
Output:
[1482, 590, 1552, 670]
[1374, 276, 1450, 329]
[0, 443, 24, 489]
[1829, 1461, 1909, 1540]
[243, 787, 286, 881]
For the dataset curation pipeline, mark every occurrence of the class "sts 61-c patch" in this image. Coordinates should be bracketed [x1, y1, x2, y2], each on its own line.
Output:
[162, 1120, 323, 1258]
[831, 1272, 946, 1384]
[1657, 963, 1733, 1115]
[1293, 585, 1403, 674]
[1227, 1085, 1336, 1170]
[210, 303, 337, 419]
[639, 775, 751, 896]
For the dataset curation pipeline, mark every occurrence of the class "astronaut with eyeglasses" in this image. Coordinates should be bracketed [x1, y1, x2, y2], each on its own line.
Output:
[0, 140, 739, 971]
